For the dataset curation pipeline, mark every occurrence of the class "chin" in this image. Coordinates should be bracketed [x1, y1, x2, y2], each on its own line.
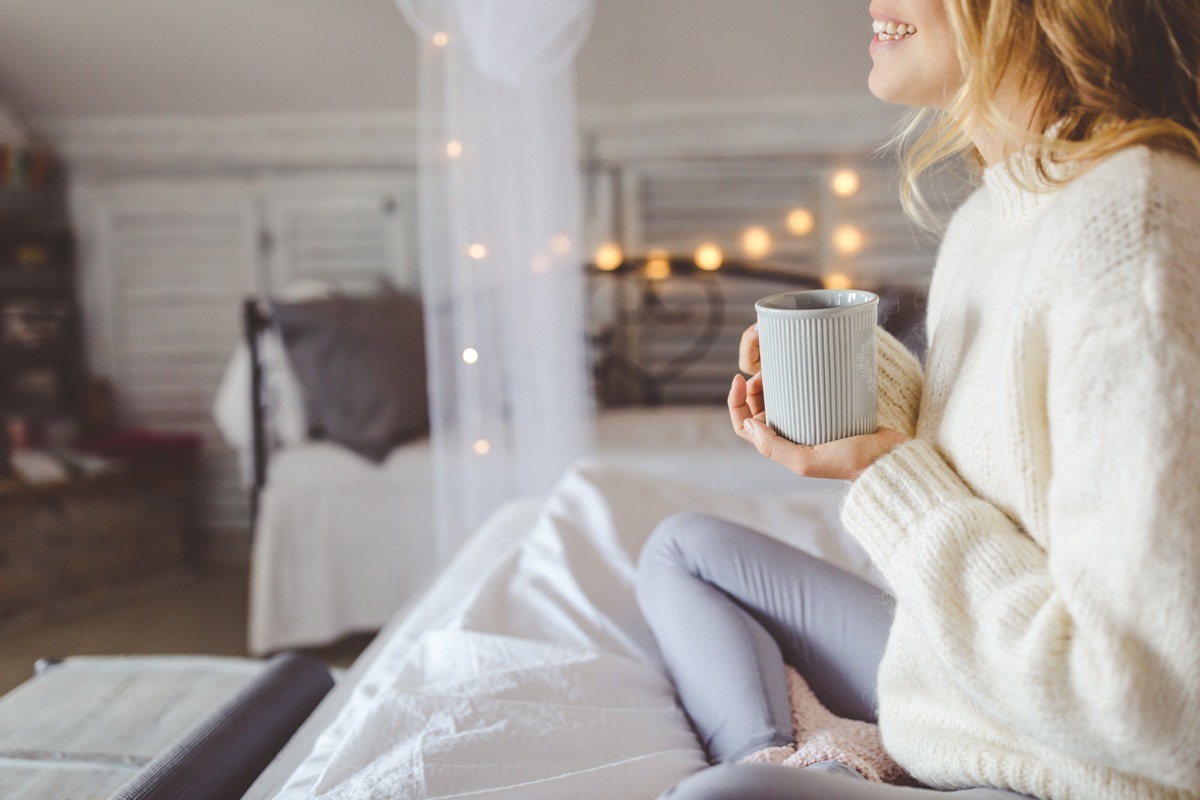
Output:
[867, 73, 909, 106]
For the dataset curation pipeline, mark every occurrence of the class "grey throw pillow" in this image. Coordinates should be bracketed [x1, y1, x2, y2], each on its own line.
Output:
[272, 288, 429, 463]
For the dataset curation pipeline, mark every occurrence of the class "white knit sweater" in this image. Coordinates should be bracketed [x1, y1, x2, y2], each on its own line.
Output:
[845, 146, 1200, 799]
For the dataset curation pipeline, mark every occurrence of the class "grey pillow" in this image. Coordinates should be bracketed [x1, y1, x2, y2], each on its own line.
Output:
[272, 288, 429, 463]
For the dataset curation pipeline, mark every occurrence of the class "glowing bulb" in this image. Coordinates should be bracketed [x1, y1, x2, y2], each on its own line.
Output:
[832, 225, 864, 255]
[468, 243, 487, 260]
[446, 140, 463, 158]
[787, 208, 815, 236]
[742, 226, 772, 259]
[694, 243, 724, 271]
[473, 439, 491, 455]
[551, 234, 572, 256]
[530, 254, 549, 275]
[462, 347, 479, 365]
[594, 243, 623, 271]
[831, 169, 861, 197]
[823, 272, 855, 290]
[432, 32, 449, 47]
[645, 249, 671, 280]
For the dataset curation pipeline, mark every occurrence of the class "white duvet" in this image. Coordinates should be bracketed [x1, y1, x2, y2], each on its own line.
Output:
[278, 461, 879, 800]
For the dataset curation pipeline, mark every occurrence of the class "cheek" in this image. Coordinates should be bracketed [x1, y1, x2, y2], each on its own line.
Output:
[922, 30, 964, 97]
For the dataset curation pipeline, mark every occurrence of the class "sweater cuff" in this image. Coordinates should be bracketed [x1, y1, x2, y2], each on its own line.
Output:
[875, 327, 923, 437]
[842, 437, 972, 568]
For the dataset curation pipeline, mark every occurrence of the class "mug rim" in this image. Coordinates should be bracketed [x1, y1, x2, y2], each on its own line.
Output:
[755, 289, 879, 318]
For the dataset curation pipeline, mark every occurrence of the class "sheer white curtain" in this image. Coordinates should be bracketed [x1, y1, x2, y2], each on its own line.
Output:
[398, 0, 596, 562]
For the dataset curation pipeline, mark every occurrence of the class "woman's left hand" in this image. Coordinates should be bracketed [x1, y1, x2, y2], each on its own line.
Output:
[728, 373, 910, 481]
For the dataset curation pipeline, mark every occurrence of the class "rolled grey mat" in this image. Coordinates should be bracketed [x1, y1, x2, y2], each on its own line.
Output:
[110, 652, 335, 800]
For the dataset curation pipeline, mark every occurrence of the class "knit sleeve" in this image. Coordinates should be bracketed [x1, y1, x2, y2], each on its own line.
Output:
[842, 263, 1200, 787]
[874, 326, 922, 437]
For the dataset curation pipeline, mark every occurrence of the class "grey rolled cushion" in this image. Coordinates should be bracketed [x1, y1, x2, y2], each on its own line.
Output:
[273, 288, 429, 463]
[110, 652, 334, 800]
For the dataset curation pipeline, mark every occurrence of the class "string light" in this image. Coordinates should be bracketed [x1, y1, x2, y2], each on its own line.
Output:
[594, 243, 623, 271]
[432, 32, 449, 47]
[694, 243, 724, 271]
[551, 234, 572, 256]
[823, 272, 854, 290]
[645, 249, 671, 280]
[742, 226, 772, 259]
[831, 169, 861, 198]
[468, 243, 487, 260]
[530, 254, 549, 275]
[832, 225, 864, 255]
[462, 347, 479, 365]
[787, 208, 815, 236]
[473, 439, 491, 455]
[446, 140, 463, 158]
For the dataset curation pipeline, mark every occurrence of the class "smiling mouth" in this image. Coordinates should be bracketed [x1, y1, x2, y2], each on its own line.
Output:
[872, 19, 918, 41]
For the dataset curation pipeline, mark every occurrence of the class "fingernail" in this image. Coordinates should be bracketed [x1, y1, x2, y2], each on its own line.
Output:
[743, 418, 754, 431]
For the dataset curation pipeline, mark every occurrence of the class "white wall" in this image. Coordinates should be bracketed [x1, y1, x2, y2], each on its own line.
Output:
[579, 0, 874, 107]
[1, 1, 877, 122]
[0, 0, 416, 117]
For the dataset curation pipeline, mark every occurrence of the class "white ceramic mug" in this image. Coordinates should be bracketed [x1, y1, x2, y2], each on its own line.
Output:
[754, 289, 879, 445]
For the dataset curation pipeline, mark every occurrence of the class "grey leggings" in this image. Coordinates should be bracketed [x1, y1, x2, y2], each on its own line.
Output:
[635, 512, 1031, 799]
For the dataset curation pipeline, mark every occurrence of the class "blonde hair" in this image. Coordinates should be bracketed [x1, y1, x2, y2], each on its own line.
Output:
[897, 0, 1200, 228]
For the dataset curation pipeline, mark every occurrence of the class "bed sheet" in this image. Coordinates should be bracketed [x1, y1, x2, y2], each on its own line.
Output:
[269, 460, 879, 800]
[250, 406, 816, 655]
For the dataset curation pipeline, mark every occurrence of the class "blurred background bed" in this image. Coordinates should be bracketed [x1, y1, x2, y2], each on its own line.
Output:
[223, 255, 925, 657]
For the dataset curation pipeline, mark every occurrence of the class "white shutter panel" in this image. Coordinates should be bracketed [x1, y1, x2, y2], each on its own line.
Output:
[97, 181, 258, 551]
[260, 172, 416, 294]
[627, 158, 931, 284]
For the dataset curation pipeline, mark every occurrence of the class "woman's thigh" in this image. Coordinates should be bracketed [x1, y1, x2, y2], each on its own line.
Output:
[637, 512, 893, 722]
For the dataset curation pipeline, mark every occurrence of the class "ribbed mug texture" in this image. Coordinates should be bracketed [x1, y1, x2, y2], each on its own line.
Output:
[755, 290, 878, 445]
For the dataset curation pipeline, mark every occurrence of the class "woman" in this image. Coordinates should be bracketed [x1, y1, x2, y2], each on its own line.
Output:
[636, 2, 1200, 798]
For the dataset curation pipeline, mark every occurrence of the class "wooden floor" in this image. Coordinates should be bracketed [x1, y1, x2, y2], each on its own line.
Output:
[0, 565, 373, 698]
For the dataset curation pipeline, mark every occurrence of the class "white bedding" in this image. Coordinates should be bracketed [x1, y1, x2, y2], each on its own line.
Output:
[250, 406, 816, 655]
[271, 460, 879, 799]
[249, 439, 439, 655]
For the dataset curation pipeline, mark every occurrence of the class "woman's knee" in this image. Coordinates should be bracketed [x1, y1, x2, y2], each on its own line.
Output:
[639, 512, 754, 573]
[640, 512, 710, 571]
[637, 512, 718, 615]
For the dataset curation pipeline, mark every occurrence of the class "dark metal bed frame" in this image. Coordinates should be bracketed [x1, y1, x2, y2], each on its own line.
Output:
[242, 298, 272, 523]
[586, 258, 825, 406]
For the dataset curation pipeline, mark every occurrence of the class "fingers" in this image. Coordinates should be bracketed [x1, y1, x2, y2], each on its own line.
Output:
[728, 374, 768, 444]
[745, 371, 764, 417]
[742, 417, 822, 476]
[728, 374, 753, 438]
[738, 324, 760, 375]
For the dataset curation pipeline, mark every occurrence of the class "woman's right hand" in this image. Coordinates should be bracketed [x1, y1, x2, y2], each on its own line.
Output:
[738, 323, 760, 374]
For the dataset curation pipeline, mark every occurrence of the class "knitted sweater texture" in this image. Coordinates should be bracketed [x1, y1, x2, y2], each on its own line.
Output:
[844, 146, 1200, 799]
